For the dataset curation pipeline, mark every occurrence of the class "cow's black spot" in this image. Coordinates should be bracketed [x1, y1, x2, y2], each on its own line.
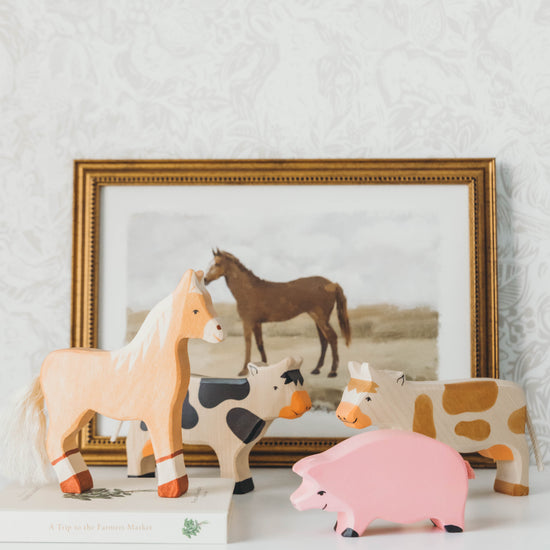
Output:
[140, 421, 148, 431]
[226, 408, 266, 444]
[181, 392, 199, 429]
[199, 378, 250, 408]
[233, 478, 254, 494]
[281, 369, 304, 386]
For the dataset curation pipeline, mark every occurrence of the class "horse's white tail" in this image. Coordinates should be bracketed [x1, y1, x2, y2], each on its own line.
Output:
[0, 376, 53, 486]
[526, 407, 544, 472]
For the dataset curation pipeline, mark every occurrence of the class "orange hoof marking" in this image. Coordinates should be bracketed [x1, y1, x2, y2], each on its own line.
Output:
[494, 479, 529, 496]
[478, 444, 514, 461]
[60, 470, 93, 494]
[158, 475, 189, 498]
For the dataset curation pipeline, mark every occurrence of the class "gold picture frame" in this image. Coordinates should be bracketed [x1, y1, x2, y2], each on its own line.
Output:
[72, 159, 498, 467]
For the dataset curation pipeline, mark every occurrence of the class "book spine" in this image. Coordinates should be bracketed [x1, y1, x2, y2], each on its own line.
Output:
[1, 510, 228, 544]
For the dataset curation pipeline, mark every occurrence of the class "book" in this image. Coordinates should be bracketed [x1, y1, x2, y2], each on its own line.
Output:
[0, 475, 233, 544]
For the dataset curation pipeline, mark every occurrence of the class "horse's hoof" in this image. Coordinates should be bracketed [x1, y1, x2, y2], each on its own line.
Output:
[158, 475, 189, 498]
[328, 371, 337, 378]
[60, 470, 93, 494]
[311, 369, 321, 375]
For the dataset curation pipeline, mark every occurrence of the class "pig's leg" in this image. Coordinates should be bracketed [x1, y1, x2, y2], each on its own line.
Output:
[336, 511, 373, 537]
[431, 518, 464, 533]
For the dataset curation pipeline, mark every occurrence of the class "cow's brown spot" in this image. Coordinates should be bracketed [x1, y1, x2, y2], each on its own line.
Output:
[454, 420, 491, 441]
[478, 444, 514, 461]
[442, 380, 498, 415]
[348, 378, 379, 394]
[413, 394, 436, 438]
[508, 406, 526, 434]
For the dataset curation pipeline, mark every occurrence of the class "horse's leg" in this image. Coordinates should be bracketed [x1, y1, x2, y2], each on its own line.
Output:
[253, 322, 267, 363]
[310, 322, 328, 375]
[318, 319, 339, 378]
[46, 409, 94, 494]
[146, 408, 188, 498]
[239, 323, 253, 376]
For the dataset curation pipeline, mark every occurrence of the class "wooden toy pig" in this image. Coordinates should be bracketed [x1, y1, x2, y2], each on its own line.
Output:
[291, 429, 474, 537]
[0, 270, 224, 498]
[127, 356, 312, 494]
[335, 362, 544, 496]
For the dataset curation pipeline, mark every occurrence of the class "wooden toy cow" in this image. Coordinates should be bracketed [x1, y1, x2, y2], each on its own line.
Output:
[0, 270, 224, 498]
[127, 356, 312, 494]
[291, 429, 474, 537]
[336, 362, 543, 496]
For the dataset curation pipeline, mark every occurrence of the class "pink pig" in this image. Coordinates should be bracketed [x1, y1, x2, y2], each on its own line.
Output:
[290, 429, 474, 537]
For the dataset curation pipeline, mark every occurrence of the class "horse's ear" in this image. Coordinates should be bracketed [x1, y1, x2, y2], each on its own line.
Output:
[189, 271, 207, 294]
[175, 270, 193, 294]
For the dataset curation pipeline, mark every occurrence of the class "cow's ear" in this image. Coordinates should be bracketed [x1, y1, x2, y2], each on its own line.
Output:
[247, 363, 260, 376]
[348, 360, 362, 378]
[292, 355, 304, 369]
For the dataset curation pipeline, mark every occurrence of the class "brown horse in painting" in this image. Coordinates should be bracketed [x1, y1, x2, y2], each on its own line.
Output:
[204, 250, 351, 377]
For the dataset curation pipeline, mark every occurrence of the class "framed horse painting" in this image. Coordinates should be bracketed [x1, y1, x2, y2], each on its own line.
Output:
[72, 159, 498, 466]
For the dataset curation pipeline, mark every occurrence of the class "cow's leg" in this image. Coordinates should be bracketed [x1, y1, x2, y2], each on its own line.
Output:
[479, 438, 529, 495]
[146, 409, 187, 498]
[310, 322, 328, 375]
[127, 420, 155, 478]
[239, 323, 253, 376]
[232, 444, 255, 494]
[46, 409, 94, 494]
[253, 323, 267, 364]
[494, 438, 530, 496]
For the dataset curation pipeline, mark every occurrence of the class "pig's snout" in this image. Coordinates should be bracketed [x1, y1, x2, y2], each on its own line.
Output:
[290, 480, 317, 511]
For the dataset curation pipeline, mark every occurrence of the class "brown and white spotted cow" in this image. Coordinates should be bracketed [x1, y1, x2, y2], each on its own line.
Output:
[336, 361, 542, 496]
[127, 356, 311, 494]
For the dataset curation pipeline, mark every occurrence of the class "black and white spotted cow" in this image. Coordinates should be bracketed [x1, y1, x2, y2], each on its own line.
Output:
[126, 356, 311, 494]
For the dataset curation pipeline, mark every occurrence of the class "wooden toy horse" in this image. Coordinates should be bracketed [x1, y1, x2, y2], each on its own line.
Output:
[0, 270, 224, 498]
[204, 249, 351, 377]
[335, 362, 544, 496]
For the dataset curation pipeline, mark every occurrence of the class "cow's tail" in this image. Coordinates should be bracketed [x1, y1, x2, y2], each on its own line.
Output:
[464, 460, 475, 480]
[0, 376, 53, 486]
[526, 407, 544, 472]
[335, 284, 351, 346]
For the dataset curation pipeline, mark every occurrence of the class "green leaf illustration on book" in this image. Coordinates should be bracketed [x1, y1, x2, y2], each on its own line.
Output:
[63, 488, 155, 501]
[181, 518, 208, 538]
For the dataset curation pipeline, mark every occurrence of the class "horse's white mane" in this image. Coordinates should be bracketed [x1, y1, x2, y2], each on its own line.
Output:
[112, 293, 173, 371]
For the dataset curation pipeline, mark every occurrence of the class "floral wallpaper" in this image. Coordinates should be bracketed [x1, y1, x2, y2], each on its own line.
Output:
[1, 0, 549, 463]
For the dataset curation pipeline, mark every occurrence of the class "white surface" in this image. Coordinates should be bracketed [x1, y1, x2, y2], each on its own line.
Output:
[0, 465, 549, 549]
